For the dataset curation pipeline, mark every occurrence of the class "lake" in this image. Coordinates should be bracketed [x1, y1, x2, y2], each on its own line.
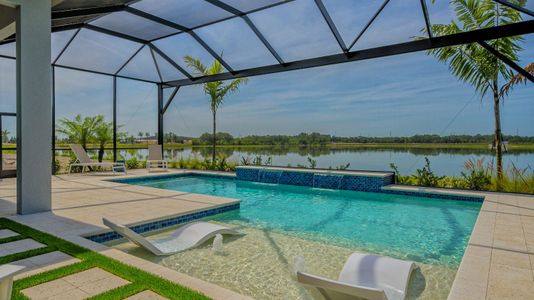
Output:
[106, 146, 534, 177]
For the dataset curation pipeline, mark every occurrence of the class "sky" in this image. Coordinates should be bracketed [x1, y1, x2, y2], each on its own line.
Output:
[0, 0, 533, 139]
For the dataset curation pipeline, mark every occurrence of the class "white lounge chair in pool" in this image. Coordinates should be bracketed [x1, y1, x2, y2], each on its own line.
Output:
[0, 264, 25, 300]
[102, 218, 243, 256]
[69, 144, 126, 174]
[296, 253, 417, 300]
[146, 144, 167, 172]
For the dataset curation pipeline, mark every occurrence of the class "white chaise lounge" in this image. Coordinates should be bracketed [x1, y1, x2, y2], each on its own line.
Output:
[69, 144, 125, 174]
[297, 253, 417, 300]
[146, 144, 167, 172]
[0, 264, 25, 300]
[103, 218, 243, 256]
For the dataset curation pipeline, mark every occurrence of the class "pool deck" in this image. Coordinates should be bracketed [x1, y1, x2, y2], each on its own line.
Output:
[386, 185, 534, 300]
[0, 169, 250, 300]
[1, 169, 534, 299]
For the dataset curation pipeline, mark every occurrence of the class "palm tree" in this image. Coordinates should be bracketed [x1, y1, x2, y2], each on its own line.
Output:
[184, 56, 248, 162]
[94, 120, 113, 162]
[57, 114, 102, 149]
[1, 130, 9, 144]
[423, 0, 526, 189]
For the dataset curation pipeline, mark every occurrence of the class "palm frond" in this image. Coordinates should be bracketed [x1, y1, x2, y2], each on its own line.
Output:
[183, 56, 207, 76]
[500, 62, 534, 97]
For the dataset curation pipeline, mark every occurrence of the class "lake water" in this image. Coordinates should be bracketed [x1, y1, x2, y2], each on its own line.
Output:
[104, 146, 534, 176]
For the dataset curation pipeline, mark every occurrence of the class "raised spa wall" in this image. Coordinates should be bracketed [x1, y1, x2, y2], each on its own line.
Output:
[236, 166, 394, 192]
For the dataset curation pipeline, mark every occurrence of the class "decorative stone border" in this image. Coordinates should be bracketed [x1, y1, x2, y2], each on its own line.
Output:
[380, 189, 484, 202]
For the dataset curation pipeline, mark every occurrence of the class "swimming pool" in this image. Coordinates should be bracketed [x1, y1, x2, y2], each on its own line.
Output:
[110, 174, 482, 299]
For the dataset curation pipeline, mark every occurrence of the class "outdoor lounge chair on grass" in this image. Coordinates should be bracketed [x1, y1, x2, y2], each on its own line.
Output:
[103, 217, 243, 256]
[296, 253, 417, 300]
[146, 144, 168, 172]
[0, 264, 25, 300]
[69, 144, 125, 174]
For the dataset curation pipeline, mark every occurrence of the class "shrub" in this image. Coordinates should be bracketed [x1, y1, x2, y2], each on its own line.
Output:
[126, 157, 141, 169]
[461, 159, 491, 190]
[307, 157, 317, 169]
[415, 157, 443, 187]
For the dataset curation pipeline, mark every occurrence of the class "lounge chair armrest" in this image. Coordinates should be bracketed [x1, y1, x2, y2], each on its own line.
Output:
[297, 271, 387, 300]
[0, 264, 25, 281]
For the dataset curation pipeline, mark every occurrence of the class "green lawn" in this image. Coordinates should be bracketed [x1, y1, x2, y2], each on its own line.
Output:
[0, 218, 210, 300]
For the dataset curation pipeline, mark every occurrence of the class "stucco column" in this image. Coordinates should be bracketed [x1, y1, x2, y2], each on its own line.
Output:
[3, 0, 52, 214]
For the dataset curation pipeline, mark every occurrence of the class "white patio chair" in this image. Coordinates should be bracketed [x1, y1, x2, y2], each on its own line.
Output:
[69, 144, 125, 174]
[296, 253, 417, 300]
[146, 144, 167, 172]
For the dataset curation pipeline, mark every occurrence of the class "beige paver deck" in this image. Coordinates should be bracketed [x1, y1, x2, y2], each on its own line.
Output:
[0, 238, 46, 257]
[0, 228, 19, 239]
[124, 290, 168, 300]
[385, 185, 534, 300]
[12, 251, 81, 279]
[21, 267, 129, 299]
[1, 169, 250, 300]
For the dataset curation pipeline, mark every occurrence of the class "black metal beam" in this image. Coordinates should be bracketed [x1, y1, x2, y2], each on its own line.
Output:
[491, 0, 534, 17]
[189, 31, 234, 73]
[115, 44, 145, 75]
[203, 0, 285, 65]
[148, 44, 193, 80]
[123, 7, 188, 31]
[348, 0, 390, 51]
[150, 47, 163, 82]
[0, 24, 82, 46]
[478, 41, 534, 83]
[52, 67, 56, 174]
[52, 28, 81, 65]
[165, 19, 534, 87]
[52, 5, 125, 19]
[242, 16, 284, 64]
[157, 84, 164, 146]
[162, 86, 180, 114]
[84, 24, 147, 44]
[124, 7, 234, 73]
[314, 0, 348, 52]
[204, 0, 243, 15]
[113, 76, 117, 161]
[420, 0, 433, 38]
[52, 64, 159, 84]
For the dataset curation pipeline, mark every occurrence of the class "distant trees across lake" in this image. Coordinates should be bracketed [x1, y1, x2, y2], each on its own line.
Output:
[185, 132, 534, 146]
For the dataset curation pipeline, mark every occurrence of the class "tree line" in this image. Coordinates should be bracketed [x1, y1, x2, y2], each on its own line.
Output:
[188, 132, 534, 146]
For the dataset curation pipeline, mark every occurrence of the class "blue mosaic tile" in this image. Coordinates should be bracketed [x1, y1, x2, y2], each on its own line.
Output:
[313, 174, 343, 189]
[236, 167, 395, 192]
[258, 170, 283, 184]
[86, 203, 240, 243]
[235, 168, 259, 182]
[278, 171, 314, 186]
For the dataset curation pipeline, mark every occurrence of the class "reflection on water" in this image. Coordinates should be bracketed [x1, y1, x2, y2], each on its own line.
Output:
[55, 146, 534, 176]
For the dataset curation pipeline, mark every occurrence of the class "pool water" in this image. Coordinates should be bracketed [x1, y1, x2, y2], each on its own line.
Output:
[112, 175, 482, 299]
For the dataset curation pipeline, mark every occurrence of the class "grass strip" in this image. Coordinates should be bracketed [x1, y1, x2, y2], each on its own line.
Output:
[0, 218, 210, 300]
[0, 245, 57, 265]
[0, 234, 26, 244]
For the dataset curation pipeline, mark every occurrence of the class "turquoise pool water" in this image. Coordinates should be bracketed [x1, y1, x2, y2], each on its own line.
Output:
[125, 175, 481, 267]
